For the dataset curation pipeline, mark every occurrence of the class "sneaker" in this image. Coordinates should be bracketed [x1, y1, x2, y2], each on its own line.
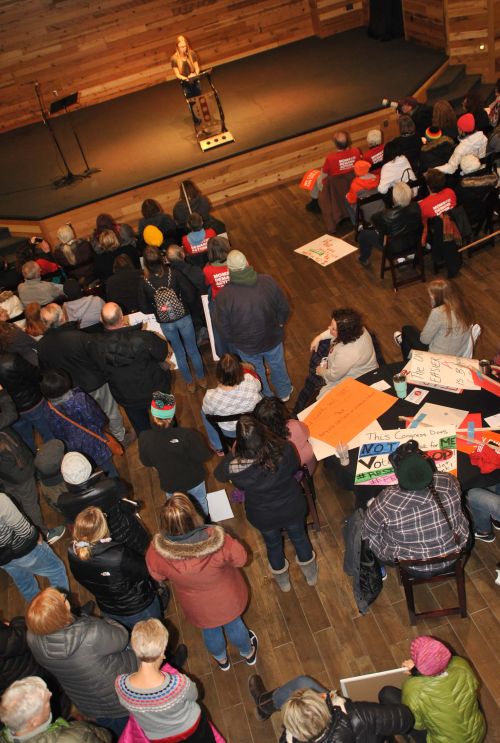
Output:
[305, 199, 321, 213]
[492, 518, 500, 531]
[214, 656, 231, 671]
[197, 377, 208, 390]
[380, 565, 387, 581]
[475, 531, 496, 543]
[46, 525, 66, 544]
[121, 429, 137, 448]
[186, 382, 197, 393]
[280, 386, 293, 403]
[244, 630, 258, 666]
[393, 331, 402, 347]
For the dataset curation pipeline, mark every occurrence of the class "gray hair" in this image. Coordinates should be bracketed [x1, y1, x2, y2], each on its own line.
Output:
[40, 303, 64, 329]
[366, 129, 382, 147]
[392, 181, 412, 208]
[22, 261, 41, 280]
[0, 677, 49, 732]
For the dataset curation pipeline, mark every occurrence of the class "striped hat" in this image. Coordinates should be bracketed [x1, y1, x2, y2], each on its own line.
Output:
[151, 392, 176, 419]
[425, 126, 442, 141]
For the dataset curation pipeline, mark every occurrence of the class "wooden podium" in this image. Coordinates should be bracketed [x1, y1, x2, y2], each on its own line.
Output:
[185, 69, 234, 152]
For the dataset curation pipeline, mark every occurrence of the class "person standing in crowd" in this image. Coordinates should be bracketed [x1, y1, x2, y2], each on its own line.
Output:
[115, 619, 217, 743]
[139, 392, 211, 516]
[173, 180, 212, 232]
[104, 255, 142, 314]
[93, 230, 140, 283]
[93, 302, 171, 434]
[0, 493, 68, 603]
[146, 493, 256, 673]
[68, 506, 160, 629]
[254, 397, 316, 474]
[379, 635, 486, 743]
[215, 250, 292, 401]
[181, 213, 216, 266]
[26, 588, 136, 737]
[215, 416, 317, 591]
[137, 199, 177, 250]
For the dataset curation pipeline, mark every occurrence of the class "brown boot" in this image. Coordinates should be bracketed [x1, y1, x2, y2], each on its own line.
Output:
[248, 675, 277, 721]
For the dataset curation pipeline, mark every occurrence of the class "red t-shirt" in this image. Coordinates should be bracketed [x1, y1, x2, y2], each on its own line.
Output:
[419, 188, 457, 219]
[182, 228, 216, 256]
[203, 263, 230, 298]
[322, 147, 362, 176]
[363, 144, 384, 167]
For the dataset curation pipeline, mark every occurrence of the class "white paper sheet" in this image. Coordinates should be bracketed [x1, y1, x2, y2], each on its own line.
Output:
[415, 402, 469, 429]
[485, 413, 500, 429]
[207, 489, 234, 521]
[201, 294, 219, 362]
[370, 380, 391, 391]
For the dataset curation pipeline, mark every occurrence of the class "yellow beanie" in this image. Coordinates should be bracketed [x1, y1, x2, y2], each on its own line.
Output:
[143, 225, 163, 247]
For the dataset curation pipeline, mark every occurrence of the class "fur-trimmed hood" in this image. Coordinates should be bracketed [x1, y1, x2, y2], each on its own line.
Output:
[460, 172, 498, 188]
[152, 525, 226, 561]
[421, 135, 455, 151]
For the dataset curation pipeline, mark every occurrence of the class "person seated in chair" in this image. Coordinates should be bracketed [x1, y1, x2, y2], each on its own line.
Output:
[419, 169, 457, 228]
[345, 160, 380, 224]
[362, 440, 470, 576]
[454, 154, 498, 233]
[362, 129, 384, 167]
[305, 130, 362, 212]
[386, 114, 422, 172]
[419, 126, 456, 173]
[436, 114, 487, 175]
[357, 181, 422, 267]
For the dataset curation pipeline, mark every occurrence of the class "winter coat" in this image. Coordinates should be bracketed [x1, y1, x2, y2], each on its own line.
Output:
[214, 442, 306, 531]
[27, 616, 137, 719]
[91, 325, 170, 407]
[93, 244, 141, 282]
[371, 202, 423, 254]
[0, 352, 42, 412]
[53, 239, 94, 281]
[68, 539, 156, 616]
[0, 493, 38, 566]
[402, 656, 486, 743]
[0, 617, 43, 695]
[0, 325, 38, 366]
[214, 274, 290, 354]
[173, 196, 211, 230]
[58, 473, 150, 555]
[377, 156, 417, 195]
[436, 131, 488, 175]
[38, 324, 106, 393]
[146, 525, 248, 628]
[386, 133, 422, 170]
[1, 719, 111, 743]
[46, 388, 110, 467]
[105, 268, 142, 314]
[343, 509, 382, 615]
[138, 427, 210, 493]
[138, 213, 178, 247]
[419, 137, 456, 173]
[455, 171, 498, 228]
[280, 693, 414, 743]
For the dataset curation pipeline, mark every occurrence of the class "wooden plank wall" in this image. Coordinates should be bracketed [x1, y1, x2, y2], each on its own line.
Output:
[0, 107, 399, 243]
[0, 0, 369, 134]
[444, 0, 491, 77]
[402, 0, 446, 50]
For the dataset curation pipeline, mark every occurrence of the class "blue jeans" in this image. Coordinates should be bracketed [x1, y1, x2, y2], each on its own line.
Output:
[13, 399, 54, 452]
[104, 595, 162, 630]
[358, 227, 382, 262]
[202, 616, 251, 661]
[272, 676, 326, 708]
[201, 410, 236, 451]
[167, 480, 208, 516]
[2, 541, 69, 603]
[467, 484, 500, 533]
[161, 315, 204, 383]
[102, 457, 119, 479]
[260, 520, 313, 571]
[236, 342, 291, 399]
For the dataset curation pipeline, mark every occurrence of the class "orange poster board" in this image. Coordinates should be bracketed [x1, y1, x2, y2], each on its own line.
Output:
[304, 377, 396, 447]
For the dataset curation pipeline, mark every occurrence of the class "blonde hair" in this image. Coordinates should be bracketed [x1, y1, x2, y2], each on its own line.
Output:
[427, 278, 475, 334]
[26, 588, 73, 636]
[73, 506, 110, 561]
[99, 229, 120, 252]
[174, 35, 197, 74]
[131, 619, 169, 663]
[161, 492, 204, 536]
[282, 689, 330, 741]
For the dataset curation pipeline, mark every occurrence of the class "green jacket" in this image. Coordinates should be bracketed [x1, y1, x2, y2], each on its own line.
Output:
[2, 718, 111, 743]
[402, 656, 486, 743]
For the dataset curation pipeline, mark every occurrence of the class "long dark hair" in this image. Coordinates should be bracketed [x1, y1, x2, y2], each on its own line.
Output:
[234, 415, 285, 472]
[253, 397, 290, 440]
[0, 321, 18, 352]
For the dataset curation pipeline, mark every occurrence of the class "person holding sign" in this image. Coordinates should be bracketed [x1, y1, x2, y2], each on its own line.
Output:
[171, 35, 201, 126]
[395, 278, 476, 361]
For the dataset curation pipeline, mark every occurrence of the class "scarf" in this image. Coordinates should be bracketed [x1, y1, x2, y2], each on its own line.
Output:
[229, 266, 258, 286]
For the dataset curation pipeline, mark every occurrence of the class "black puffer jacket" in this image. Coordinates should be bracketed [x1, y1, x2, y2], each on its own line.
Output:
[0, 352, 42, 412]
[280, 694, 414, 743]
[419, 137, 456, 173]
[27, 616, 137, 719]
[58, 473, 150, 555]
[0, 617, 43, 695]
[372, 203, 423, 254]
[68, 540, 156, 616]
[38, 323, 106, 393]
[91, 325, 170, 407]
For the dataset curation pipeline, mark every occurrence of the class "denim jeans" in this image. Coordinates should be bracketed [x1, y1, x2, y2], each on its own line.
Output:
[104, 594, 162, 630]
[13, 399, 54, 452]
[358, 228, 382, 262]
[161, 315, 205, 383]
[236, 342, 291, 399]
[202, 616, 251, 661]
[90, 383, 125, 441]
[167, 481, 208, 516]
[260, 520, 313, 571]
[102, 457, 119, 479]
[272, 676, 326, 708]
[2, 541, 69, 602]
[201, 410, 236, 451]
[311, 171, 327, 199]
[467, 484, 500, 533]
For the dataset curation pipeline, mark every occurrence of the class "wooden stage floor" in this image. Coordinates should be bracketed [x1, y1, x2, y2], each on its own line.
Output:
[0, 28, 445, 220]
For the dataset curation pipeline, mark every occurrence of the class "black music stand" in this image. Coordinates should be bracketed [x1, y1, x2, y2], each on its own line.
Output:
[50, 92, 101, 176]
[185, 69, 234, 152]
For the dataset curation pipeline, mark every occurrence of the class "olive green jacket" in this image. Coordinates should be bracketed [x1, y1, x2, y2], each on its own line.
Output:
[2, 719, 111, 743]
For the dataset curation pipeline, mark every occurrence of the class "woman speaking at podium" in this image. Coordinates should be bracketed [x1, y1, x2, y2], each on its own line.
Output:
[171, 35, 201, 125]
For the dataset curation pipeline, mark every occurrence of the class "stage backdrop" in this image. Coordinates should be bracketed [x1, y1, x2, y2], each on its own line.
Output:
[0, 0, 369, 133]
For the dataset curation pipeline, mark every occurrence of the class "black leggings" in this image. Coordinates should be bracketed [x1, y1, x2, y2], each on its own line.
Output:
[379, 685, 427, 742]
[401, 325, 429, 362]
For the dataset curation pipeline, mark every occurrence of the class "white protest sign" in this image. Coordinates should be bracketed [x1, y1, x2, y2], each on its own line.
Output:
[408, 351, 479, 391]
[201, 294, 219, 362]
[294, 234, 357, 267]
[354, 425, 457, 487]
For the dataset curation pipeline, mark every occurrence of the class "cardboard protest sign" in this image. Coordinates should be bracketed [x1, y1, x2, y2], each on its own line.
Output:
[294, 235, 357, 267]
[354, 425, 457, 487]
[408, 351, 479, 391]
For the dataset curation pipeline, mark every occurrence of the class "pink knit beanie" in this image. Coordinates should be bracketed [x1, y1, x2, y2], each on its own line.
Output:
[411, 636, 452, 676]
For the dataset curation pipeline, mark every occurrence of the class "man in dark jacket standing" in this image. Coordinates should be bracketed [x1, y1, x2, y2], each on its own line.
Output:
[92, 303, 171, 434]
[214, 250, 292, 400]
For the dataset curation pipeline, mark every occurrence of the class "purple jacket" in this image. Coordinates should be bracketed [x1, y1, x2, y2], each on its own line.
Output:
[47, 388, 110, 466]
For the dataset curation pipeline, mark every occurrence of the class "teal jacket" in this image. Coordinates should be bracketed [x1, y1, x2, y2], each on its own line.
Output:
[402, 656, 486, 743]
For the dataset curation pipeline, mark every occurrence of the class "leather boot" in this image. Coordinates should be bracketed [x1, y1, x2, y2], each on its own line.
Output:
[248, 674, 277, 721]
[269, 559, 291, 592]
[297, 551, 318, 586]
